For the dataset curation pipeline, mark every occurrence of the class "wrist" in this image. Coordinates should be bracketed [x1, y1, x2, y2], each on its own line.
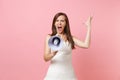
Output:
[51, 51, 57, 57]
[51, 53, 55, 57]
[87, 26, 91, 30]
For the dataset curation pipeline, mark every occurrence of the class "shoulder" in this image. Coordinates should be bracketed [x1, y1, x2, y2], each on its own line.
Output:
[45, 34, 51, 41]
[72, 35, 77, 40]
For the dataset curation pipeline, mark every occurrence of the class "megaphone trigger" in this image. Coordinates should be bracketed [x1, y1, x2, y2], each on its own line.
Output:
[48, 35, 63, 51]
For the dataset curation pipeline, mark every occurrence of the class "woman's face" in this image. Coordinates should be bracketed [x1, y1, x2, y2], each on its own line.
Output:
[54, 15, 66, 34]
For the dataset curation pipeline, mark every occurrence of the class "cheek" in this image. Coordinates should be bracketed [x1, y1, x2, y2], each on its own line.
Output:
[63, 24, 66, 30]
[63, 22, 66, 27]
[54, 22, 57, 27]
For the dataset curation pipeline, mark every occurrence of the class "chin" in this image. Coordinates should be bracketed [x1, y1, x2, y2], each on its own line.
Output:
[58, 31, 63, 34]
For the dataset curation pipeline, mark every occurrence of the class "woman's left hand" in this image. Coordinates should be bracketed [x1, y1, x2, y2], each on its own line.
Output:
[85, 16, 93, 28]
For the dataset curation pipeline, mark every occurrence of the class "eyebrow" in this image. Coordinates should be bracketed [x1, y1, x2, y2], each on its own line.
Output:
[56, 19, 65, 20]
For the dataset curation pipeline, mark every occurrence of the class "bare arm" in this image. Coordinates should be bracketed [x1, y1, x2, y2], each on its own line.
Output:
[73, 16, 92, 48]
[44, 35, 57, 62]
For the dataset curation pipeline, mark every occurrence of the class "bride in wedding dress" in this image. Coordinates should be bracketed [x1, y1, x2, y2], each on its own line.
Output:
[44, 12, 92, 80]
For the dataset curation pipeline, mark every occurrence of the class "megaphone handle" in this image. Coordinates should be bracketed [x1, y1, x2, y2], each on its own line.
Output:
[51, 50, 58, 57]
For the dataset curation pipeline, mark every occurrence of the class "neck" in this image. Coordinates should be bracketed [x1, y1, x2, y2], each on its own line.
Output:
[57, 32, 65, 35]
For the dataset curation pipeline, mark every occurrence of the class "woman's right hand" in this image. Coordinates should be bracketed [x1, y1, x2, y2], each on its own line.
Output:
[44, 35, 59, 62]
[51, 50, 58, 57]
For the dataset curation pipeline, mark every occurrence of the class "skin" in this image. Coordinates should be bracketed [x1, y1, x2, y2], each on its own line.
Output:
[44, 15, 92, 62]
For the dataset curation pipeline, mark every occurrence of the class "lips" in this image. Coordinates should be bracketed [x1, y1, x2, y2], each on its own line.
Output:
[57, 26, 62, 31]
[58, 26, 62, 29]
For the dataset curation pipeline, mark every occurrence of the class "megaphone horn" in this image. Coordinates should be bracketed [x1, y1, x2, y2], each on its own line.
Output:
[48, 35, 63, 51]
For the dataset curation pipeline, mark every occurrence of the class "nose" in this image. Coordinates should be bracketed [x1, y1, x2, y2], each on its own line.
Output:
[58, 21, 61, 25]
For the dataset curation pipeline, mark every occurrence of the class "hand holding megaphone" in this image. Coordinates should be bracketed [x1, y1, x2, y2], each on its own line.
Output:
[48, 35, 63, 51]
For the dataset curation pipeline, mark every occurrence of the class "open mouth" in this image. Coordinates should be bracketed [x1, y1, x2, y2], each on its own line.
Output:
[57, 26, 62, 32]
[57, 26, 62, 31]
[56, 26, 63, 32]
[58, 26, 62, 29]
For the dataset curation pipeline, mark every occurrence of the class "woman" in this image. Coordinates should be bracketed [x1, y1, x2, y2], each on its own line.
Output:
[44, 12, 92, 80]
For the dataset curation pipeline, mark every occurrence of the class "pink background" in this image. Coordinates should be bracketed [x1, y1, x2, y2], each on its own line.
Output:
[0, 0, 120, 80]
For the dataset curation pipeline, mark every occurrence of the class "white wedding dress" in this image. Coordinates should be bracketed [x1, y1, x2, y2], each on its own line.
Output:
[44, 39, 77, 80]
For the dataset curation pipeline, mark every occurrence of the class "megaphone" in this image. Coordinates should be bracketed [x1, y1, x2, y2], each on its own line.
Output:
[48, 35, 63, 51]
